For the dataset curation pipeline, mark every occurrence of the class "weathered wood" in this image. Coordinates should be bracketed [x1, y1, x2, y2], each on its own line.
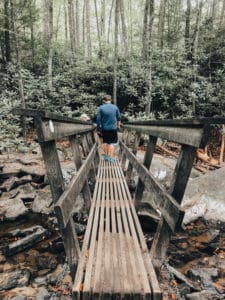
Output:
[39, 140, 80, 278]
[121, 131, 131, 171]
[69, 135, 91, 210]
[120, 141, 182, 232]
[126, 132, 141, 181]
[135, 135, 157, 205]
[36, 119, 95, 142]
[122, 124, 204, 147]
[13, 108, 93, 125]
[123, 117, 225, 126]
[73, 158, 161, 298]
[55, 143, 97, 229]
[150, 144, 197, 261]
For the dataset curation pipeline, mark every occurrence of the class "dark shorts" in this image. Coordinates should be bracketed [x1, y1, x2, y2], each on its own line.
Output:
[102, 130, 118, 144]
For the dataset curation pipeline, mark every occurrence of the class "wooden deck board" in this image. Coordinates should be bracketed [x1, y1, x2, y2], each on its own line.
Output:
[73, 158, 162, 300]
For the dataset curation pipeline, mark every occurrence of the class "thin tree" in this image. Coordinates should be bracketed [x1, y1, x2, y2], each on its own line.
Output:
[4, 0, 11, 63]
[29, 0, 35, 72]
[191, 0, 203, 62]
[145, 0, 154, 116]
[219, 0, 225, 27]
[75, 0, 80, 49]
[82, 0, 86, 55]
[68, 0, 76, 54]
[157, 0, 167, 49]
[64, 0, 68, 41]
[86, 0, 92, 57]
[119, 0, 128, 57]
[10, 0, 26, 141]
[48, 0, 53, 90]
[101, 0, 106, 40]
[94, 0, 102, 54]
[113, 0, 119, 105]
[107, 0, 114, 44]
[142, 0, 150, 59]
[185, 0, 191, 60]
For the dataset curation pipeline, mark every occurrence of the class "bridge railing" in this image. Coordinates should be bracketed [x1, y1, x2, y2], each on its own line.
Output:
[13, 109, 98, 278]
[121, 117, 225, 262]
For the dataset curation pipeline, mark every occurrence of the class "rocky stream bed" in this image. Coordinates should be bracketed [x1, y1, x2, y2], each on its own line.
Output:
[0, 146, 225, 299]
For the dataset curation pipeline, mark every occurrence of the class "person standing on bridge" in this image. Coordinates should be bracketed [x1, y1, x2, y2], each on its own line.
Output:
[97, 94, 121, 163]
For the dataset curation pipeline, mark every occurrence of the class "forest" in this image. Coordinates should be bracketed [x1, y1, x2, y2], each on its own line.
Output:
[0, 0, 225, 152]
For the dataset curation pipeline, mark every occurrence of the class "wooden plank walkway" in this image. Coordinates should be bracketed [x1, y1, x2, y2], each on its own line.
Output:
[73, 158, 161, 299]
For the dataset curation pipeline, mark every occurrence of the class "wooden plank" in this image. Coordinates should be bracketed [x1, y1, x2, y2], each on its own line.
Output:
[135, 135, 157, 205]
[126, 132, 141, 181]
[123, 117, 225, 126]
[55, 143, 97, 229]
[69, 135, 91, 210]
[13, 108, 94, 125]
[120, 141, 182, 232]
[122, 124, 204, 147]
[116, 163, 161, 299]
[39, 140, 80, 278]
[113, 160, 151, 298]
[83, 159, 106, 299]
[73, 161, 103, 298]
[38, 119, 95, 142]
[150, 144, 197, 261]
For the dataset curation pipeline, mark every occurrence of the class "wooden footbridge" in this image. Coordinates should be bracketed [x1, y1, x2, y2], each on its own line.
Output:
[14, 109, 225, 299]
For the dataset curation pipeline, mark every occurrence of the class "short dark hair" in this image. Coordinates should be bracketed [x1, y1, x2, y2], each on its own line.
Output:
[103, 94, 112, 102]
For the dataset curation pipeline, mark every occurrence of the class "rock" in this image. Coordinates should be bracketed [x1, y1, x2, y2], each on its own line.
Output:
[36, 253, 58, 270]
[0, 270, 30, 290]
[32, 187, 53, 214]
[0, 287, 37, 298]
[188, 268, 218, 290]
[0, 254, 6, 263]
[186, 290, 223, 299]
[6, 226, 48, 256]
[74, 223, 86, 235]
[0, 175, 32, 192]
[32, 276, 47, 288]
[0, 198, 28, 221]
[10, 296, 27, 300]
[20, 166, 45, 183]
[12, 183, 36, 201]
[183, 167, 225, 224]
[47, 264, 64, 285]
[36, 287, 50, 300]
[165, 264, 200, 291]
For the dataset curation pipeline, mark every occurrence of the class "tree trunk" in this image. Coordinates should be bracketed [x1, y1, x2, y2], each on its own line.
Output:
[113, 0, 119, 105]
[220, 0, 225, 27]
[82, 0, 86, 55]
[29, 0, 35, 72]
[145, 0, 154, 117]
[142, 0, 150, 59]
[107, 0, 115, 44]
[211, 0, 217, 28]
[101, 0, 106, 41]
[75, 0, 80, 49]
[119, 0, 128, 57]
[128, 0, 133, 54]
[48, 0, 53, 90]
[64, 0, 68, 41]
[86, 0, 92, 58]
[4, 0, 11, 63]
[94, 0, 102, 55]
[185, 0, 191, 60]
[68, 0, 76, 54]
[10, 0, 26, 141]
[43, 0, 49, 41]
[157, 0, 166, 49]
[191, 0, 203, 62]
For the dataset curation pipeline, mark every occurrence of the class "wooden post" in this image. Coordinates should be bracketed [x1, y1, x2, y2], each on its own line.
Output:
[85, 133, 96, 182]
[126, 132, 141, 181]
[150, 144, 197, 262]
[135, 135, 157, 206]
[121, 131, 131, 171]
[69, 135, 92, 209]
[39, 139, 80, 278]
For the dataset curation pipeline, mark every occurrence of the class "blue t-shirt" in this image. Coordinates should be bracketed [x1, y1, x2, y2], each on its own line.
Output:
[97, 102, 121, 131]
